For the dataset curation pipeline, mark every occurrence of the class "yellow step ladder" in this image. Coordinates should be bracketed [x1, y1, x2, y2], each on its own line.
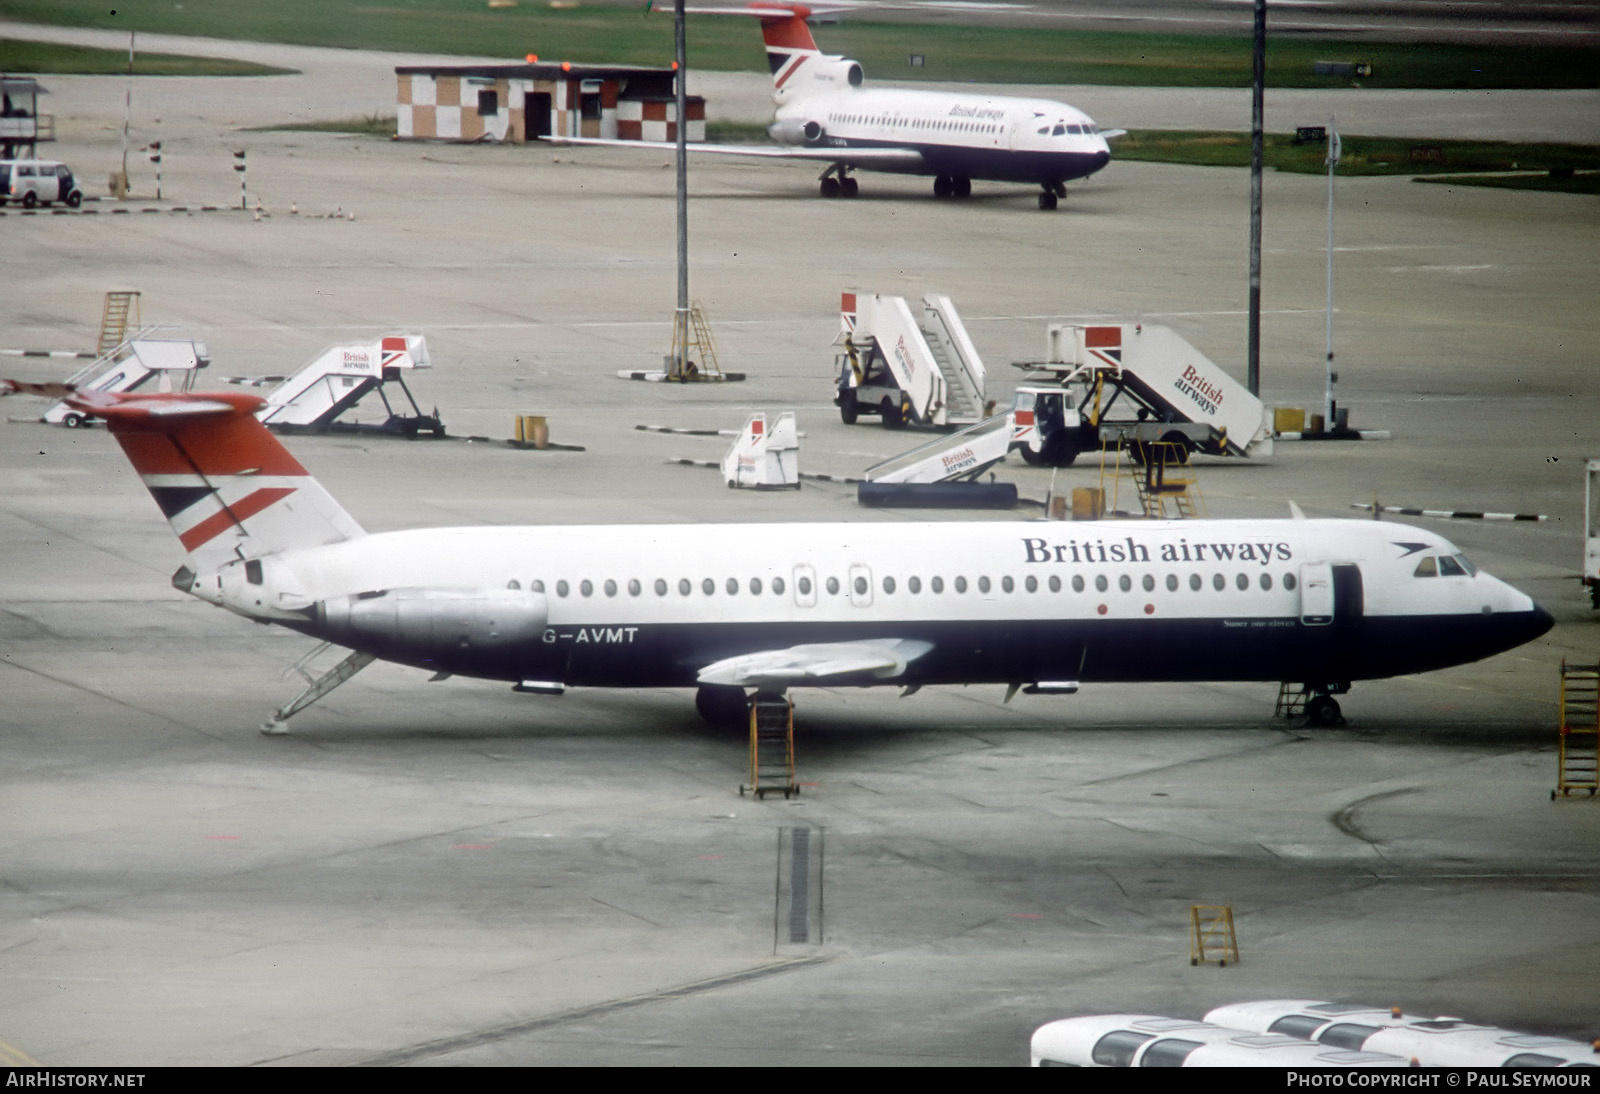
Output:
[665, 300, 723, 380]
[96, 291, 140, 356]
[1188, 904, 1240, 967]
[1555, 660, 1599, 799]
[1132, 443, 1204, 519]
[742, 693, 798, 800]
[1098, 436, 1205, 519]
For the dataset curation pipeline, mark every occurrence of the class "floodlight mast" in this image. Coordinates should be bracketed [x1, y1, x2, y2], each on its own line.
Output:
[1325, 115, 1340, 427]
[671, 0, 690, 380]
[1247, 0, 1265, 397]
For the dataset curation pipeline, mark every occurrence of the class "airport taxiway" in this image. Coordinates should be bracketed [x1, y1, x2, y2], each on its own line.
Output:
[1, 34, 1598, 1067]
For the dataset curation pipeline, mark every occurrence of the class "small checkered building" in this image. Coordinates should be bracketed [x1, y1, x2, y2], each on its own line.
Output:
[396, 62, 705, 144]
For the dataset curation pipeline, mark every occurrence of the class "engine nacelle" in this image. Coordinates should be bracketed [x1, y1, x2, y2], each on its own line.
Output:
[808, 57, 863, 90]
[768, 117, 827, 147]
[316, 586, 549, 664]
[773, 54, 863, 105]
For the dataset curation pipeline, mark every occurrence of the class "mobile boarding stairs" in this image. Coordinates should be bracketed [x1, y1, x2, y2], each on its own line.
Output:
[241, 334, 444, 437]
[835, 291, 988, 430]
[42, 327, 210, 427]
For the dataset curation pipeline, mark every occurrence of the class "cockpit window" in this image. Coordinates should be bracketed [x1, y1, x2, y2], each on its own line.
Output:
[1418, 553, 1475, 577]
[1052, 123, 1066, 136]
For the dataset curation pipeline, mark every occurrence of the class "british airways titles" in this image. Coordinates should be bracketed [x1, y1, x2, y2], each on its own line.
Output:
[1022, 536, 1294, 567]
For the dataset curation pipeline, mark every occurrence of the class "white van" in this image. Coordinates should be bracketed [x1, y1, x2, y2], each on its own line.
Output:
[0, 159, 84, 208]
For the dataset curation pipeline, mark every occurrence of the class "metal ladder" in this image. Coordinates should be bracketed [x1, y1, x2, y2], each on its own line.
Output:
[1275, 682, 1310, 718]
[1099, 437, 1205, 519]
[1555, 660, 1599, 798]
[666, 300, 723, 379]
[742, 693, 797, 800]
[97, 291, 141, 356]
[1132, 442, 1203, 519]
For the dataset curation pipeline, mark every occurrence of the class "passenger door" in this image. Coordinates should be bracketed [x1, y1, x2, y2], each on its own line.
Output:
[1299, 562, 1334, 625]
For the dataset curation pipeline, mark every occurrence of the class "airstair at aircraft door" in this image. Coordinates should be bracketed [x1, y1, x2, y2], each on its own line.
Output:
[1555, 660, 1599, 798]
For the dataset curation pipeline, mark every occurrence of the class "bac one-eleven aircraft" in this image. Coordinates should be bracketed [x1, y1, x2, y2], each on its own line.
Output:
[12, 382, 1553, 733]
[556, 2, 1114, 209]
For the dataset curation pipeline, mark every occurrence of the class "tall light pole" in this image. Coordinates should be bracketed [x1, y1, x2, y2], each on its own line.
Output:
[670, 0, 690, 380]
[1246, 0, 1265, 397]
[1324, 115, 1341, 429]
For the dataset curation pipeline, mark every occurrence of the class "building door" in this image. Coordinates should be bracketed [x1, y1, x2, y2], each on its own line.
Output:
[525, 92, 552, 140]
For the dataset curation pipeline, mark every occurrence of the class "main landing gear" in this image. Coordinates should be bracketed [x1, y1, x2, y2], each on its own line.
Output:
[819, 164, 859, 199]
[1304, 693, 1344, 727]
[1038, 181, 1067, 211]
[932, 174, 972, 199]
[1276, 682, 1349, 727]
[696, 683, 749, 729]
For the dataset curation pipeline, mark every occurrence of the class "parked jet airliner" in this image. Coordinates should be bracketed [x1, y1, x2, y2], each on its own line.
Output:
[556, 2, 1113, 209]
[13, 384, 1551, 730]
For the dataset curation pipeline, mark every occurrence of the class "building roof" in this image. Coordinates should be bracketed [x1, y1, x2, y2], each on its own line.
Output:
[394, 61, 677, 81]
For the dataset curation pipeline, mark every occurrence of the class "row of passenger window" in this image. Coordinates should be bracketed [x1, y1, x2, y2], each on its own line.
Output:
[510, 572, 1302, 599]
[827, 112, 1000, 135]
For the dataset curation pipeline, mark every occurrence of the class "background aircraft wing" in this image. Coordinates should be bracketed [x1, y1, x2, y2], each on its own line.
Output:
[548, 136, 928, 171]
[697, 638, 933, 688]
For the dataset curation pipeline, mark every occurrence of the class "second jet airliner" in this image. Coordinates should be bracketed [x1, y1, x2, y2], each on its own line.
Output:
[558, 2, 1114, 209]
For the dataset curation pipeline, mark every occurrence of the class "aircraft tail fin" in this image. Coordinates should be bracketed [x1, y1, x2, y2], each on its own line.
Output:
[685, 4, 844, 99]
[56, 386, 364, 568]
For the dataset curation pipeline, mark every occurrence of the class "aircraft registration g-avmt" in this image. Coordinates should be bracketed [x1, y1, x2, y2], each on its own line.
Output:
[557, 2, 1114, 209]
[10, 382, 1553, 732]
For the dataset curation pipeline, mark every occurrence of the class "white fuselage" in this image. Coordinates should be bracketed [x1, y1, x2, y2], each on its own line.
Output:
[776, 86, 1112, 183]
[199, 517, 1549, 692]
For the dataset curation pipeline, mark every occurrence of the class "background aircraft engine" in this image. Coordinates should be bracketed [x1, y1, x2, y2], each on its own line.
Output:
[316, 587, 549, 666]
[768, 118, 828, 146]
[813, 58, 863, 89]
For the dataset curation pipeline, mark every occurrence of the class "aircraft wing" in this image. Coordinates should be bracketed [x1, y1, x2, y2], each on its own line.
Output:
[697, 638, 933, 688]
[548, 136, 928, 171]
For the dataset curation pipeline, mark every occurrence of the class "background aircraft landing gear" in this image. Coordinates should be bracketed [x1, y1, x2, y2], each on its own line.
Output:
[819, 165, 858, 198]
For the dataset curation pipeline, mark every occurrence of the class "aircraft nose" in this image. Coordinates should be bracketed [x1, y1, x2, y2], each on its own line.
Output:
[1529, 602, 1556, 639]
